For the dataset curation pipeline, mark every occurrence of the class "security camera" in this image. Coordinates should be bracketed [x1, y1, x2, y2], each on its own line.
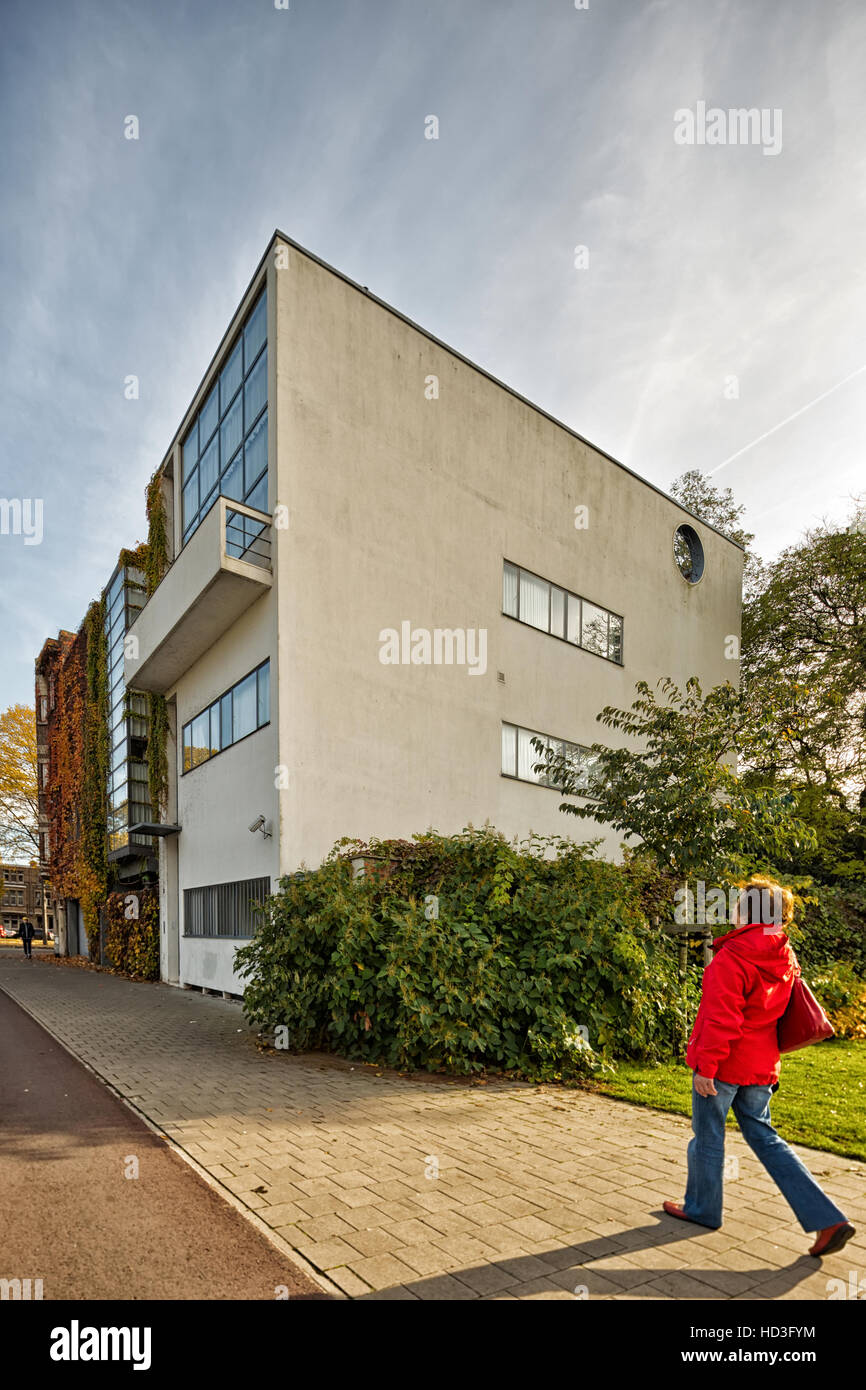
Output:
[248, 815, 266, 834]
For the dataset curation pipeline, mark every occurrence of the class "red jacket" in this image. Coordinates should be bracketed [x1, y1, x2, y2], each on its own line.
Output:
[686, 922, 796, 1085]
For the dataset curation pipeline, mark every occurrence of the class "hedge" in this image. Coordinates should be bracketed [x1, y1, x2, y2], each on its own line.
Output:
[235, 828, 698, 1082]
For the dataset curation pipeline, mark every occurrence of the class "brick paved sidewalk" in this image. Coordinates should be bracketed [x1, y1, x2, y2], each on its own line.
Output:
[2, 955, 863, 1301]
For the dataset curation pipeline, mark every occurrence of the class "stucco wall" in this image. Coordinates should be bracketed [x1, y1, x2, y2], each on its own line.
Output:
[169, 589, 278, 992]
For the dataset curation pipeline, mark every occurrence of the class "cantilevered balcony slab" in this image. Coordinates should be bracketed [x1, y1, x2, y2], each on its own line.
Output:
[124, 498, 273, 694]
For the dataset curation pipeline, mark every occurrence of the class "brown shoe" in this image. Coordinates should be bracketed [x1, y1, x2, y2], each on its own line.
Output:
[663, 1200, 721, 1230]
[664, 1200, 694, 1223]
[809, 1223, 856, 1257]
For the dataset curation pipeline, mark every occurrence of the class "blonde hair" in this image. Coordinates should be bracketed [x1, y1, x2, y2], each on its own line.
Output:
[736, 875, 794, 927]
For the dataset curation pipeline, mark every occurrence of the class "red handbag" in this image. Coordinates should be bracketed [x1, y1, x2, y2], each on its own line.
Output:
[778, 965, 835, 1053]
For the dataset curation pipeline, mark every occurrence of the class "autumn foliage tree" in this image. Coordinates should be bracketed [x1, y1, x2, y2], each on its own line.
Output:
[0, 703, 39, 863]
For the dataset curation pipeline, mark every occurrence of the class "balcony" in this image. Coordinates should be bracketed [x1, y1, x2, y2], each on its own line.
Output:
[124, 498, 273, 694]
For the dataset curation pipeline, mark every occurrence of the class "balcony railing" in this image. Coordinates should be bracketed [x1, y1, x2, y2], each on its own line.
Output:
[225, 507, 272, 568]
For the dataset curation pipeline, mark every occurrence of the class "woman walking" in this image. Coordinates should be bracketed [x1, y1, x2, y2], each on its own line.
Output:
[665, 877, 856, 1257]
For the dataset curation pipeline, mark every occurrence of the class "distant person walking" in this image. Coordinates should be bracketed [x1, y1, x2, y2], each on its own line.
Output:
[19, 918, 35, 959]
[665, 877, 856, 1258]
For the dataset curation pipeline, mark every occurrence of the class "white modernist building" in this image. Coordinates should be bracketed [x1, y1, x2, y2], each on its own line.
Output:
[125, 230, 743, 994]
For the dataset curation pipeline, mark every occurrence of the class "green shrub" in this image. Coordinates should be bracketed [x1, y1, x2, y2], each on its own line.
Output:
[806, 960, 866, 1040]
[789, 879, 866, 981]
[235, 828, 698, 1082]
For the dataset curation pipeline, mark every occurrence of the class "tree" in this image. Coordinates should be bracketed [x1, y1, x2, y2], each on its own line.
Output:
[535, 677, 816, 884]
[0, 704, 39, 863]
[740, 513, 866, 877]
[670, 468, 761, 594]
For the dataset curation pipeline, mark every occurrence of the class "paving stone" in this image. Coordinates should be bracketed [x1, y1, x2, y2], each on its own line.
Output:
[383, 1242, 449, 1277]
[452, 1263, 519, 1296]
[506, 1214, 563, 1243]
[344, 1227, 404, 1258]
[384, 1218, 439, 1246]
[346, 1254, 421, 1290]
[410, 1273, 479, 1301]
[295, 1213, 358, 1242]
[322, 1266, 372, 1298]
[293, 1238, 359, 1270]
[258, 1201, 309, 1227]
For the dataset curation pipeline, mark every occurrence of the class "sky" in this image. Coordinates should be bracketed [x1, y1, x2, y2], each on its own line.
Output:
[1, 0, 864, 709]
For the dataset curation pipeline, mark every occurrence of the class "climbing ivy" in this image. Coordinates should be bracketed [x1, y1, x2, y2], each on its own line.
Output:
[145, 469, 169, 596]
[147, 693, 169, 818]
[48, 613, 110, 956]
[143, 470, 170, 818]
[105, 885, 160, 979]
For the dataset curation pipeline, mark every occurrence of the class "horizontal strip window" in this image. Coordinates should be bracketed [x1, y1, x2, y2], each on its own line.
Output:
[501, 722, 598, 791]
[182, 660, 270, 774]
[183, 877, 270, 938]
[502, 561, 623, 664]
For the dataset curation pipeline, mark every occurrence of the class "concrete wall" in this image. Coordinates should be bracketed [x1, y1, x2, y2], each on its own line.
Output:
[272, 235, 743, 872]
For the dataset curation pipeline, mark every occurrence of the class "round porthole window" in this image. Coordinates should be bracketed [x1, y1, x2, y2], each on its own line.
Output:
[674, 524, 704, 584]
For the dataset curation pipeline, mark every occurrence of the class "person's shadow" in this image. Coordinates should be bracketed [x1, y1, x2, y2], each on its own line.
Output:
[368, 1210, 822, 1299]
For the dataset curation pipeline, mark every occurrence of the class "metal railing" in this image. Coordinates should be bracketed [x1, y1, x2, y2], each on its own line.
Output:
[225, 505, 272, 569]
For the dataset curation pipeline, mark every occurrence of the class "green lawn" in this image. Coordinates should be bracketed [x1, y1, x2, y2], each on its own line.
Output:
[589, 1040, 866, 1161]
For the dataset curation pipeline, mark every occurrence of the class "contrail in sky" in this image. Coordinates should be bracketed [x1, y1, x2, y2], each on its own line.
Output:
[709, 362, 866, 476]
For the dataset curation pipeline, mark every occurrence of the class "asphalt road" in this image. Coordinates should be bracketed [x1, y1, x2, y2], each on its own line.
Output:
[0, 981, 327, 1300]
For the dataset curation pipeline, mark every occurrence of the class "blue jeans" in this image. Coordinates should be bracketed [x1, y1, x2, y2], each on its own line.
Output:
[684, 1078, 847, 1231]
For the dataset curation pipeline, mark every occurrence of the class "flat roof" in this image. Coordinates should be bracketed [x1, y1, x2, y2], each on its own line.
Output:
[158, 228, 744, 553]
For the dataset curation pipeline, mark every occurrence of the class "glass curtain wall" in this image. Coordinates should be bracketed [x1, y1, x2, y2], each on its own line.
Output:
[181, 289, 268, 546]
[105, 566, 152, 852]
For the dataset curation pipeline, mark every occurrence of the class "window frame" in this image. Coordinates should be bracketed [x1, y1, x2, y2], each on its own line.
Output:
[181, 660, 271, 776]
[500, 720, 595, 793]
[502, 559, 624, 665]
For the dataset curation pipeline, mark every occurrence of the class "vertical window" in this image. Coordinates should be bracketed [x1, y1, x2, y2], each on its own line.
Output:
[220, 692, 233, 749]
[191, 712, 210, 768]
[581, 602, 608, 657]
[521, 572, 549, 631]
[501, 723, 517, 777]
[517, 727, 536, 782]
[199, 382, 219, 449]
[219, 340, 243, 412]
[220, 392, 243, 464]
[182, 421, 198, 481]
[257, 663, 270, 727]
[502, 561, 519, 618]
[244, 413, 268, 494]
[608, 614, 623, 663]
[244, 347, 267, 426]
[244, 293, 267, 364]
[550, 586, 565, 639]
[232, 672, 257, 742]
